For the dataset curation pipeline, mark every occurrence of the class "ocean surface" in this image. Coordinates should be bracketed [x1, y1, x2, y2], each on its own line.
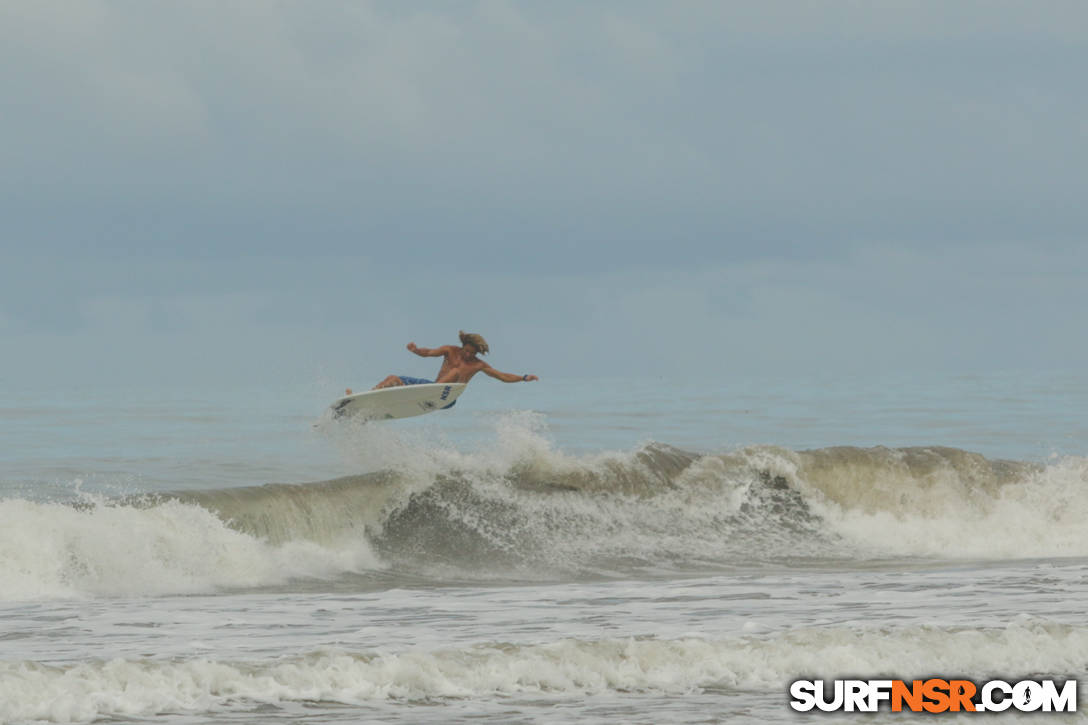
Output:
[1, 371, 1086, 723]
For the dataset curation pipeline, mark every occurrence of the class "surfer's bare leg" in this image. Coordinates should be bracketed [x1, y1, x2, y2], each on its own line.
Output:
[373, 375, 405, 390]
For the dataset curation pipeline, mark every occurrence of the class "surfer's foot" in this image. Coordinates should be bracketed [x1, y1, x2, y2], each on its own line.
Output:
[345, 388, 353, 395]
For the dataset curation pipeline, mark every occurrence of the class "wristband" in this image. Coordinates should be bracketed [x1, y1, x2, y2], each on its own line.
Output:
[522, 374, 529, 381]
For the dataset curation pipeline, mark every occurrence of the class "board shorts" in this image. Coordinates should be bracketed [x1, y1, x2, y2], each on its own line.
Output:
[397, 376, 433, 386]
[398, 376, 457, 409]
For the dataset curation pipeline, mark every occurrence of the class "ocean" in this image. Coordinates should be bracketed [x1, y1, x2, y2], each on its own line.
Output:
[1, 371, 1085, 723]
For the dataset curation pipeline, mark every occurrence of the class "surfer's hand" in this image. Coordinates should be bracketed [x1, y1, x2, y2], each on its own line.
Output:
[407, 342, 418, 353]
[524, 374, 539, 382]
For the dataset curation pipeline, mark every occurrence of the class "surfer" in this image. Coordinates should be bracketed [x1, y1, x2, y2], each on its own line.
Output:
[344, 331, 539, 395]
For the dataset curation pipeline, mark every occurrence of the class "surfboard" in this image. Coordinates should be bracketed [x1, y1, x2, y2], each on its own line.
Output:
[329, 383, 467, 421]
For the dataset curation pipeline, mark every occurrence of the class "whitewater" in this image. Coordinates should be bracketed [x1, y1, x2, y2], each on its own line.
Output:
[1, 372, 1085, 723]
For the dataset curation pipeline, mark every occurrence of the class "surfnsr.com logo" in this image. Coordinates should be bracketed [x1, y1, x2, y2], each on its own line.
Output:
[789, 679, 1078, 713]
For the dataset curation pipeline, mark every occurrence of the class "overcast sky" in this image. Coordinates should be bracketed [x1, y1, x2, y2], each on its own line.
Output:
[2, 1, 1086, 389]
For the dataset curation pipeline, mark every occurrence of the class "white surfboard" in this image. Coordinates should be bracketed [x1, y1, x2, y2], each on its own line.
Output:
[329, 383, 467, 421]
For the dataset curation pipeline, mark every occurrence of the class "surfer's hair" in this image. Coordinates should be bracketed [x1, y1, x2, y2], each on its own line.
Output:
[459, 330, 489, 354]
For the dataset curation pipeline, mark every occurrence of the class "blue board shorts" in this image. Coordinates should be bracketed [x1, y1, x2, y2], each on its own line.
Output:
[397, 376, 433, 386]
[398, 376, 456, 409]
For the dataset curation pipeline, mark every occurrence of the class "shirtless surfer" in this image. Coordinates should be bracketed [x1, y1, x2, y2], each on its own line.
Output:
[344, 331, 539, 395]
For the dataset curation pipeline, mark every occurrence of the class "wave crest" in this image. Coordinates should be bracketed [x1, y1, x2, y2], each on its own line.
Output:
[2, 618, 1081, 723]
[3, 415, 1086, 598]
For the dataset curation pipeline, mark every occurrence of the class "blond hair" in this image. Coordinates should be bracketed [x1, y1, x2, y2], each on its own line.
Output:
[458, 330, 489, 354]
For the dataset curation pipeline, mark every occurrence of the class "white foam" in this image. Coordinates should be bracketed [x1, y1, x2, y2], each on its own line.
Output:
[325, 409, 629, 484]
[322, 417, 1088, 565]
[14, 421, 1081, 603]
[0, 497, 380, 600]
[804, 455, 1088, 559]
[1, 619, 1082, 723]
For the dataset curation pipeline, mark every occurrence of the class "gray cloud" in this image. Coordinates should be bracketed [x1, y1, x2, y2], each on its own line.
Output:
[2, 1, 1086, 385]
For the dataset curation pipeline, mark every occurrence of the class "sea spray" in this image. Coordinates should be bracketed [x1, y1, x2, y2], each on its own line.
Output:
[1, 618, 1083, 724]
[0, 496, 379, 600]
[4, 412, 1086, 599]
[797, 450, 1088, 558]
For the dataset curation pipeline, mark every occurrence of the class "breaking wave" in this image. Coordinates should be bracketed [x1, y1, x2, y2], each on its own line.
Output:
[1, 415, 1086, 599]
[1, 618, 1083, 724]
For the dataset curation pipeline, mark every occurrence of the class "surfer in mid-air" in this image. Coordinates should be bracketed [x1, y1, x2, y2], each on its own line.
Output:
[344, 331, 539, 395]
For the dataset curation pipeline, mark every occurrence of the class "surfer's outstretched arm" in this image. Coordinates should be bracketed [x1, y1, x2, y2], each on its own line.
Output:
[482, 364, 539, 383]
[407, 342, 452, 357]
